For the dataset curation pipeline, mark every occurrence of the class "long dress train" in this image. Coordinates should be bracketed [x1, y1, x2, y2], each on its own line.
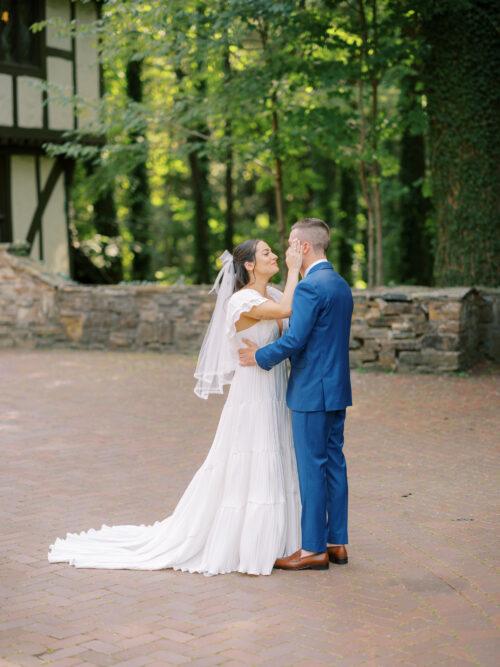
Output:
[48, 287, 301, 576]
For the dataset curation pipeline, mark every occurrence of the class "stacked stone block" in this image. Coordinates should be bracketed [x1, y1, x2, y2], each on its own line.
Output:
[349, 288, 484, 372]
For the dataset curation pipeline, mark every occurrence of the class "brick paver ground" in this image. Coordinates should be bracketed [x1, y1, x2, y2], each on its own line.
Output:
[1, 349, 499, 667]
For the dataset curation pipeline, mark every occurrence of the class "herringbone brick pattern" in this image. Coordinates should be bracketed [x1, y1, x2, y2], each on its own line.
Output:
[0, 350, 498, 666]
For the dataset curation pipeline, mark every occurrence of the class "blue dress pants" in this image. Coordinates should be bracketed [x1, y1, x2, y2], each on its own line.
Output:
[291, 409, 348, 553]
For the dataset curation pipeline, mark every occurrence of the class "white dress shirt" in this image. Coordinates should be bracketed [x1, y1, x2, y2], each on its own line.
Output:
[304, 259, 329, 278]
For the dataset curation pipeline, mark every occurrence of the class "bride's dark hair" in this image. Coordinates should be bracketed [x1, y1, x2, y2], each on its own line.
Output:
[232, 239, 262, 292]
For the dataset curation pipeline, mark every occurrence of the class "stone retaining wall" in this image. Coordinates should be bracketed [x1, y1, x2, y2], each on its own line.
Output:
[0, 245, 214, 354]
[349, 287, 499, 372]
[1, 244, 498, 372]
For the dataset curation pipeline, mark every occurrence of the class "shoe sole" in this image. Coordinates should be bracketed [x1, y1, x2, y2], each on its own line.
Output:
[274, 563, 329, 571]
[328, 556, 348, 565]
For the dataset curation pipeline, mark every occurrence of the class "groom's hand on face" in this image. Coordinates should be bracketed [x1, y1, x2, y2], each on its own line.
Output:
[238, 339, 258, 366]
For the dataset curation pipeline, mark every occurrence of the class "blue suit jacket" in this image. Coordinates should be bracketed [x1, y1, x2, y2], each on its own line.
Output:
[255, 262, 353, 412]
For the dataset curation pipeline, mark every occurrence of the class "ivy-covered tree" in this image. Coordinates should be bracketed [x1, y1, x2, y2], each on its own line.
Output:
[419, 0, 500, 286]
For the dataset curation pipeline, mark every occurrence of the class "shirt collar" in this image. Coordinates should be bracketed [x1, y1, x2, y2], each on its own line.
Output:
[304, 259, 329, 278]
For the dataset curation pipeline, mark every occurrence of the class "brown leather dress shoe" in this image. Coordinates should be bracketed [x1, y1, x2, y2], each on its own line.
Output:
[327, 545, 348, 565]
[274, 549, 329, 571]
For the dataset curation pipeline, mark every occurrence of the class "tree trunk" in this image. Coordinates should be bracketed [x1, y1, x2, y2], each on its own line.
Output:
[174, 58, 211, 284]
[272, 105, 287, 265]
[260, 22, 287, 265]
[338, 168, 357, 284]
[422, 2, 500, 286]
[126, 58, 151, 281]
[357, 0, 375, 287]
[187, 138, 211, 284]
[371, 162, 383, 286]
[370, 0, 383, 286]
[223, 41, 235, 252]
[357, 78, 375, 287]
[399, 74, 432, 285]
[224, 133, 235, 252]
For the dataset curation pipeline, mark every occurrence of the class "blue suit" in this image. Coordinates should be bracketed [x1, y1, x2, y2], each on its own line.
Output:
[256, 262, 353, 552]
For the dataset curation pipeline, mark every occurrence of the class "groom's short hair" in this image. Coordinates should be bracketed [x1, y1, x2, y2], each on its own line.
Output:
[291, 218, 330, 253]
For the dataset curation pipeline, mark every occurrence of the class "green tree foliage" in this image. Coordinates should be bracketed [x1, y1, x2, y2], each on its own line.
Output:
[34, 0, 499, 287]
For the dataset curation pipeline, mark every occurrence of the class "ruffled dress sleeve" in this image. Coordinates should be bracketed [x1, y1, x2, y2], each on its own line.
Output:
[225, 289, 268, 339]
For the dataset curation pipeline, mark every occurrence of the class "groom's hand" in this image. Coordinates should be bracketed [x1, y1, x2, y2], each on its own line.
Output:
[238, 339, 258, 366]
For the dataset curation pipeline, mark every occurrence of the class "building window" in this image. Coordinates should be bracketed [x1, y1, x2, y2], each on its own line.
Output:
[0, 1, 42, 74]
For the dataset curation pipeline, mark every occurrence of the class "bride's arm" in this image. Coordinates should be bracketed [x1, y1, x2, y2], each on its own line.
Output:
[246, 270, 299, 320]
[240, 241, 302, 321]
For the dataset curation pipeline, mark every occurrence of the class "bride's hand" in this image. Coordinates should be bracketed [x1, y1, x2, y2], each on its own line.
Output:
[239, 339, 258, 366]
[285, 238, 302, 272]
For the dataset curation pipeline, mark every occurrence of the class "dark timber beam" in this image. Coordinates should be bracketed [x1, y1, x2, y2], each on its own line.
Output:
[0, 154, 12, 243]
[26, 159, 63, 247]
[46, 47, 73, 60]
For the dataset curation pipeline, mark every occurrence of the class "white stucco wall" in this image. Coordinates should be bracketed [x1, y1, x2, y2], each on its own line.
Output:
[17, 77, 44, 128]
[10, 155, 43, 260]
[40, 157, 69, 275]
[47, 57, 73, 130]
[76, 1, 100, 127]
[46, 0, 72, 51]
[10, 155, 38, 247]
[0, 73, 13, 126]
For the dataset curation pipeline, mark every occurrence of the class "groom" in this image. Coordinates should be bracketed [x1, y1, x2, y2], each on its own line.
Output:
[239, 218, 353, 571]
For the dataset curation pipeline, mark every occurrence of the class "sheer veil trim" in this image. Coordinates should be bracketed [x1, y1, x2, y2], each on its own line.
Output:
[194, 251, 237, 399]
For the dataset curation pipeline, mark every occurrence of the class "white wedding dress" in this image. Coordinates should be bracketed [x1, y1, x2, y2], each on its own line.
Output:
[48, 287, 301, 576]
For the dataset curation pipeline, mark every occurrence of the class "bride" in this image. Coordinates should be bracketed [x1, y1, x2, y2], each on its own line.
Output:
[48, 238, 303, 576]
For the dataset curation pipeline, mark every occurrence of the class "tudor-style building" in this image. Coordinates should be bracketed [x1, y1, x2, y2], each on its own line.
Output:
[0, 0, 101, 277]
